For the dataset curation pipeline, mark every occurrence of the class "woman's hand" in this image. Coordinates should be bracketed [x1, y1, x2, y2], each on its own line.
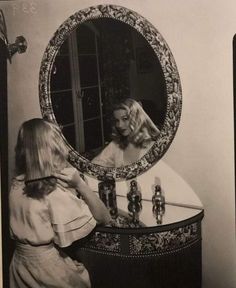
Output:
[54, 167, 112, 225]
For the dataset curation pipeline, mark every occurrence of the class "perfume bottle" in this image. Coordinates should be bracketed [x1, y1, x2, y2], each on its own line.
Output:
[127, 180, 142, 203]
[152, 184, 165, 224]
[98, 173, 118, 219]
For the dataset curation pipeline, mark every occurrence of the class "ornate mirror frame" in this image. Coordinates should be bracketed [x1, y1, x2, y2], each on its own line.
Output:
[39, 4, 182, 180]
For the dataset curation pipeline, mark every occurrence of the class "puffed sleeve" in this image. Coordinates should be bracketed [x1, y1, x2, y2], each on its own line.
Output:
[92, 141, 117, 167]
[47, 187, 97, 247]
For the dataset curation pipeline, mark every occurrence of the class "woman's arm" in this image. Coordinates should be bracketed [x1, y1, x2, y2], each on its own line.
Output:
[54, 168, 112, 225]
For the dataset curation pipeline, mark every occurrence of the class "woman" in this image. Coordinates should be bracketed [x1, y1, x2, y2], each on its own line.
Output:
[9, 118, 111, 288]
[92, 98, 160, 167]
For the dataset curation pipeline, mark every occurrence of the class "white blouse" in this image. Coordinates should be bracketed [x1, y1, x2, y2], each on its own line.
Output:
[9, 175, 96, 247]
[92, 141, 154, 167]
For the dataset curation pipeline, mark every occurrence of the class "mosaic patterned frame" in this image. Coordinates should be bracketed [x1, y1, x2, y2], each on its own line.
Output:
[39, 4, 182, 180]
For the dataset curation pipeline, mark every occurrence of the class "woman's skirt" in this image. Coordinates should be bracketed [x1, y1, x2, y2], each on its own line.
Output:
[10, 242, 91, 288]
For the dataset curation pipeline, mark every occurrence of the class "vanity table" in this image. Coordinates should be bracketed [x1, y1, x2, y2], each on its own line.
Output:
[75, 195, 204, 288]
[38, 4, 203, 288]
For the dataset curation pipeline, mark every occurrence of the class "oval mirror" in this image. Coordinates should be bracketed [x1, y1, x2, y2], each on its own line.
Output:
[39, 5, 182, 180]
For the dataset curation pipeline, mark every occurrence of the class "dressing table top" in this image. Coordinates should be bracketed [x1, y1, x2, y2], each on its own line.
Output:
[96, 193, 204, 233]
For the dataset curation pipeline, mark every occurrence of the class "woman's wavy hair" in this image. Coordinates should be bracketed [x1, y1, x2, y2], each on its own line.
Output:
[111, 98, 160, 149]
[15, 118, 68, 199]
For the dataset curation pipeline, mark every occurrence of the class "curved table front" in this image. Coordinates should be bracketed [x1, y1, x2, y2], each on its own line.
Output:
[72, 195, 204, 288]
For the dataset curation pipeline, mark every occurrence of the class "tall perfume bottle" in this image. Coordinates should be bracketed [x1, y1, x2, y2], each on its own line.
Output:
[127, 180, 142, 203]
[152, 185, 165, 224]
[98, 173, 118, 219]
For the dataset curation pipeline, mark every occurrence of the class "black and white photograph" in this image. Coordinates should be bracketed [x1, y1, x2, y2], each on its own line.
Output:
[0, 1, 235, 288]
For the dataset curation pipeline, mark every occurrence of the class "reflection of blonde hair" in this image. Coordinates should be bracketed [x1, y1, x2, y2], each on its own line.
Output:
[112, 98, 160, 149]
[15, 118, 68, 199]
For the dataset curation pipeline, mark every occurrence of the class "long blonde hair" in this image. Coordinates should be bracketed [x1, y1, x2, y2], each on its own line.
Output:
[111, 98, 160, 149]
[15, 118, 68, 199]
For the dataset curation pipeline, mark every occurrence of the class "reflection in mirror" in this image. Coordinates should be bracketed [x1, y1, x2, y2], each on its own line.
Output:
[91, 98, 160, 167]
[39, 5, 182, 179]
[50, 18, 167, 161]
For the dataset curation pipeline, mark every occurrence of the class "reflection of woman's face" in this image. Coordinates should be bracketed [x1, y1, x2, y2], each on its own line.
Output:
[113, 109, 131, 137]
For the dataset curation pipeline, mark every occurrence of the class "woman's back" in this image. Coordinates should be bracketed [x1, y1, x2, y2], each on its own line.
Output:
[10, 174, 96, 288]
[10, 175, 96, 247]
[10, 118, 110, 288]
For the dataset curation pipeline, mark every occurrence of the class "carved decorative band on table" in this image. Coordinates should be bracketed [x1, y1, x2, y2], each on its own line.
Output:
[129, 222, 200, 255]
[83, 231, 121, 253]
[80, 220, 201, 256]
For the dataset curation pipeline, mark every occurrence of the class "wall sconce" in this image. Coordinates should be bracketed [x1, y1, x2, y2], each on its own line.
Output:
[0, 9, 27, 63]
[7, 35, 27, 62]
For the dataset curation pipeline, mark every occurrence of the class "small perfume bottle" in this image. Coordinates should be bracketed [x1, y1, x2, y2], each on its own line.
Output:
[152, 185, 165, 209]
[127, 180, 142, 203]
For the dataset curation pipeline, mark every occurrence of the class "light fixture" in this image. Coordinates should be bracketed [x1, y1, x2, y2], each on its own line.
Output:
[0, 9, 27, 63]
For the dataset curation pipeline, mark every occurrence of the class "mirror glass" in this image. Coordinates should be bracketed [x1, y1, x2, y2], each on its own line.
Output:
[50, 18, 166, 160]
[39, 5, 182, 180]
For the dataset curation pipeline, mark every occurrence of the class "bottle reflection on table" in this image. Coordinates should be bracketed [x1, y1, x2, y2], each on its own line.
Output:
[152, 204, 165, 224]
[128, 201, 142, 225]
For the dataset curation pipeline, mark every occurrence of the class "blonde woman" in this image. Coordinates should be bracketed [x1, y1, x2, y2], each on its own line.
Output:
[92, 98, 160, 167]
[9, 118, 111, 288]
